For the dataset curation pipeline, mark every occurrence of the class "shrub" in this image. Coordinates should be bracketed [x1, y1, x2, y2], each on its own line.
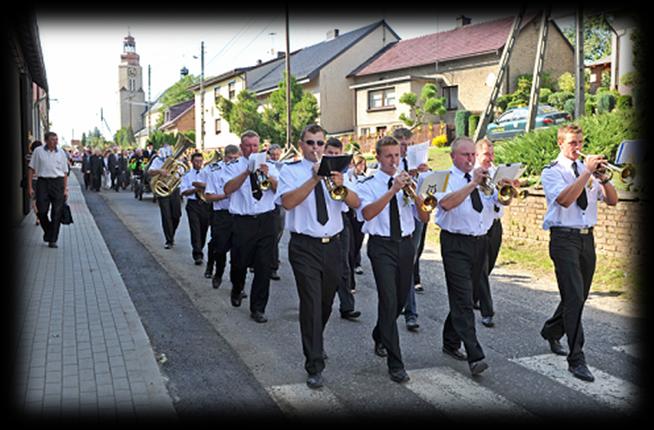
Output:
[547, 91, 575, 110]
[564, 99, 576, 117]
[468, 115, 480, 138]
[557, 72, 576, 92]
[597, 93, 616, 113]
[539, 88, 552, 103]
[455, 110, 471, 137]
[617, 95, 633, 110]
[431, 134, 448, 147]
[496, 94, 513, 112]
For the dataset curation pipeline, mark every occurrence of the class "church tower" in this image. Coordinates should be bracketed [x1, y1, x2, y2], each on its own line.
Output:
[118, 32, 145, 132]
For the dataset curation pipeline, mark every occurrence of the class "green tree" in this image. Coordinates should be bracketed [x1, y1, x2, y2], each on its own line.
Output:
[160, 75, 200, 111]
[113, 127, 136, 149]
[398, 83, 446, 130]
[557, 72, 576, 93]
[563, 15, 612, 62]
[81, 132, 87, 147]
[217, 89, 265, 137]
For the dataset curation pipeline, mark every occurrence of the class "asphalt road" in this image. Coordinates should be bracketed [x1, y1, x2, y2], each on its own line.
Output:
[78, 170, 644, 422]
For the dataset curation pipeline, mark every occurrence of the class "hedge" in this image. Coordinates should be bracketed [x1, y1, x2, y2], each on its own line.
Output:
[455, 110, 471, 137]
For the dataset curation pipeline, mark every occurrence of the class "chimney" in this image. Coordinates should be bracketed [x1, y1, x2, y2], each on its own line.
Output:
[256, 59, 262, 65]
[277, 51, 286, 59]
[326, 29, 340, 40]
[456, 15, 471, 28]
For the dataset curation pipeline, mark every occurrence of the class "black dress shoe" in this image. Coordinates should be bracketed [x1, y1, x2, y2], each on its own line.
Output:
[194, 258, 203, 266]
[481, 316, 495, 327]
[406, 319, 420, 331]
[569, 363, 595, 382]
[306, 372, 323, 389]
[473, 301, 480, 310]
[204, 270, 213, 279]
[374, 342, 388, 357]
[547, 338, 567, 356]
[340, 310, 361, 320]
[469, 360, 489, 376]
[212, 276, 221, 289]
[164, 243, 172, 249]
[230, 289, 242, 307]
[442, 346, 467, 361]
[250, 311, 268, 323]
[322, 350, 328, 360]
[389, 368, 410, 383]
[48, 242, 58, 248]
[270, 270, 280, 280]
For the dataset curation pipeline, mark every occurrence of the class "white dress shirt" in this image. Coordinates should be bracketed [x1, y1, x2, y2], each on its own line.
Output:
[204, 161, 231, 211]
[435, 165, 498, 236]
[474, 162, 504, 220]
[180, 168, 207, 201]
[355, 169, 416, 237]
[275, 158, 349, 237]
[220, 156, 280, 215]
[29, 145, 69, 178]
[541, 152, 604, 230]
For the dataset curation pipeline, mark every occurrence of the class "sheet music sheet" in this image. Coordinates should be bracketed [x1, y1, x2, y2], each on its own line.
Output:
[492, 163, 525, 182]
[407, 141, 430, 170]
[417, 170, 451, 195]
[248, 152, 268, 172]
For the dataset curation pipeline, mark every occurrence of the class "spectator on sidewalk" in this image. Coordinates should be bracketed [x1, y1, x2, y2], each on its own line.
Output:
[27, 131, 68, 248]
[90, 148, 105, 191]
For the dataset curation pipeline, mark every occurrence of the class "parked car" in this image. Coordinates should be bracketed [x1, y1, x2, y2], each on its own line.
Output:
[486, 104, 571, 142]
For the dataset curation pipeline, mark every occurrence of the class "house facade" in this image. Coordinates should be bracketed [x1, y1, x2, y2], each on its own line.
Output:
[349, 15, 575, 136]
[159, 100, 195, 135]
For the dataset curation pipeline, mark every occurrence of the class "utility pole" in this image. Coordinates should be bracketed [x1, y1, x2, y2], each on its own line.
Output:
[285, 6, 292, 149]
[147, 64, 152, 144]
[574, 7, 585, 118]
[200, 41, 205, 151]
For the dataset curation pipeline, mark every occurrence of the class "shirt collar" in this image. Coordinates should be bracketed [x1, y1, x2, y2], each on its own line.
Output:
[556, 152, 578, 170]
[450, 164, 468, 178]
[376, 169, 394, 184]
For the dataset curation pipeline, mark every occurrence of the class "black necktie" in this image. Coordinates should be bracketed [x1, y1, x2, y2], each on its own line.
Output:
[465, 173, 483, 213]
[571, 162, 588, 210]
[388, 178, 401, 240]
[250, 172, 263, 201]
[314, 181, 328, 225]
[402, 158, 409, 172]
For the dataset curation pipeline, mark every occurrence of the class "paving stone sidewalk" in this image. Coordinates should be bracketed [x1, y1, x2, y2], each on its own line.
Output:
[14, 171, 176, 419]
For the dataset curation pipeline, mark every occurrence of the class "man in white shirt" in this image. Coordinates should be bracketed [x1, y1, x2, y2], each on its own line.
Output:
[222, 131, 280, 323]
[267, 143, 284, 281]
[204, 144, 240, 288]
[435, 136, 498, 376]
[28, 132, 69, 248]
[356, 135, 430, 384]
[148, 147, 182, 249]
[276, 124, 361, 389]
[180, 152, 212, 265]
[539, 124, 617, 382]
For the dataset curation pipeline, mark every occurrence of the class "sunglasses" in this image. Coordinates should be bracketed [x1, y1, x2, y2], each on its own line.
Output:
[304, 140, 325, 147]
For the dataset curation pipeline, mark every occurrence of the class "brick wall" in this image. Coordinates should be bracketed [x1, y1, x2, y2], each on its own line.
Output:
[501, 189, 645, 258]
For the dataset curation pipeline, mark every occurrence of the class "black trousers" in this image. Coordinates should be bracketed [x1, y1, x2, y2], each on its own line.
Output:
[186, 199, 212, 260]
[110, 169, 119, 191]
[541, 228, 596, 366]
[336, 213, 355, 313]
[347, 209, 364, 287]
[368, 235, 415, 372]
[440, 230, 486, 363]
[91, 173, 102, 191]
[473, 219, 503, 317]
[231, 211, 275, 314]
[83, 171, 91, 189]
[35, 177, 65, 244]
[413, 219, 428, 284]
[271, 205, 285, 271]
[158, 188, 182, 245]
[210, 209, 236, 282]
[289, 232, 342, 375]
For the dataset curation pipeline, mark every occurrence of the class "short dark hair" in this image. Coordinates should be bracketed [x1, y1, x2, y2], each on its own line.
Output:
[30, 140, 43, 152]
[325, 137, 343, 150]
[191, 152, 204, 160]
[300, 124, 325, 141]
[392, 127, 412, 140]
[240, 130, 260, 143]
[44, 131, 57, 142]
[224, 144, 240, 156]
[375, 135, 399, 154]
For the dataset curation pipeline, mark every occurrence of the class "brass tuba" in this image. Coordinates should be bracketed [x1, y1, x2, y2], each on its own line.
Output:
[150, 134, 194, 198]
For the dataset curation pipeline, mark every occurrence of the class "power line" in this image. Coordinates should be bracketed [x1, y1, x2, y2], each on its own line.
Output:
[205, 18, 255, 69]
[235, 17, 279, 59]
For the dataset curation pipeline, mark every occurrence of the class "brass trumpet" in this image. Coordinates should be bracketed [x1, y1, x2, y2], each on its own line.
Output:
[255, 169, 271, 192]
[576, 151, 636, 184]
[480, 171, 527, 205]
[403, 179, 436, 212]
[324, 176, 348, 201]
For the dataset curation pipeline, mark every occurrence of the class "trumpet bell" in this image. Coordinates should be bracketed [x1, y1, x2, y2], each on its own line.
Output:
[324, 177, 348, 201]
[421, 194, 437, 212]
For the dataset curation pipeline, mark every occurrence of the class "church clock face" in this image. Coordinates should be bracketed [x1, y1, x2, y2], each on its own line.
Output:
[128, 68, 137, 77]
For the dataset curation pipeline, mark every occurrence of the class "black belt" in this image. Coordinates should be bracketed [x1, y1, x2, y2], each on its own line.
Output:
[234, 210, 273, 219]
[291, 232, 341, 244]
[550, 226, 594, 235]
[369, 234, 412, 242]
[441, 230, 486, 240]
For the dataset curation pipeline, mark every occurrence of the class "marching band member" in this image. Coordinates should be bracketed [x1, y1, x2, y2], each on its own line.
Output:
[222, 131, 280, 323]
[276, 124, 361, 389]
[540, 125, 617, 382]
[435, 136, 496, 376]
[147, 145, 182, 249]
[204, 145, 241, 289]
[179, 152, 212, 265]
[356, 135, 430, 383]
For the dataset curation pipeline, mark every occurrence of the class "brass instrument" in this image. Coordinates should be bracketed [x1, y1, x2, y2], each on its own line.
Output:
[324, 176, 348, 201]
[197, 150, 224, 202]
[402, 178, 436, 213]
[576, 150, 635, 184]
[480, 170, 527, 205]
[254, 169, 271, 192]
[150, 135, 194, 198]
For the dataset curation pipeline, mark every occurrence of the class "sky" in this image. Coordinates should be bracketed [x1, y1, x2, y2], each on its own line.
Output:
[37, 9, 575, 146]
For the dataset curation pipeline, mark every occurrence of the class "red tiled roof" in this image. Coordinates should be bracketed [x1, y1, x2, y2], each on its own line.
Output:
[355, 16, 527, 76]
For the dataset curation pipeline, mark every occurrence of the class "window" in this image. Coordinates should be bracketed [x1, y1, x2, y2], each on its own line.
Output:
[368, 88, 395, 110]
[376, 126, 387, 136]
[228, 81, 236, 100]
[442, 86, 459, 110]
[360, 127, 370, 136]
[215, 118, 221, 135]
[214, 86, 222, 99]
